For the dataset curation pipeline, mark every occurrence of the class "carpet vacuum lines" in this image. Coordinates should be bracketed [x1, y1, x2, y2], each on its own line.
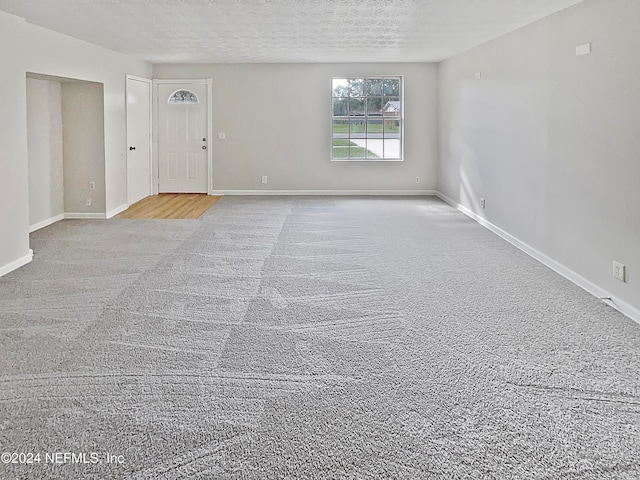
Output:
[0, 196, 639, 479]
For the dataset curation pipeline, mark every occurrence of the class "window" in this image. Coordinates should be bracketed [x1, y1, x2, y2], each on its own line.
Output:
[168, 89, 199, 104]
[331, 77, 402, 161]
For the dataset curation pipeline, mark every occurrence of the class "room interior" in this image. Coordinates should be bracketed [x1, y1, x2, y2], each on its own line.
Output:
[0, 0, 636, 320]
[0, 0, 639, 477]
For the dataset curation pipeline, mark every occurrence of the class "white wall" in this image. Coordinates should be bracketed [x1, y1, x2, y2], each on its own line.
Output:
[0, 10, 150, 276]
[154, 63, 438, 192]
[62, 82, 106, 214]
[438, 0, 640, 315]
[26, 78, 64, 228]
[0, 11, 31, 274]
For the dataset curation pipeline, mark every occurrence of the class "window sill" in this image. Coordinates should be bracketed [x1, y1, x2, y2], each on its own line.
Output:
[331, 158, 404, 162]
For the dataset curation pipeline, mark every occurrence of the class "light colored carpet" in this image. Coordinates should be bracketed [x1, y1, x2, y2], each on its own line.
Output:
[0, 196, 638, 479]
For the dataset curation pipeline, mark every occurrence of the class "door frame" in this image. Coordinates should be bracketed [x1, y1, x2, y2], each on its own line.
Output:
[125, 74, 153, 205]
[152, 78, 213, 195]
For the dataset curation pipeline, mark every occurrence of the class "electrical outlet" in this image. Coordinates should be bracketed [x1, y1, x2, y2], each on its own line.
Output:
[85, 198, 92, 207]
[416, 177, 420, 183]
[576, 43, 592, 56]
[613, 261, 626, 282]
[480, 198, 486, 209]
[89, 181, 96, 190]
[261, 176, 268, 184]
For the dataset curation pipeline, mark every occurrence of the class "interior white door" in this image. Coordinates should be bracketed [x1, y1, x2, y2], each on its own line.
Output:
[157, 82, 208, 193]
[126, 76, 152, 205]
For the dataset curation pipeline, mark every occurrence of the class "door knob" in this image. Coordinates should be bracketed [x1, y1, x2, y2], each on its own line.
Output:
[129, 146, 136, 150]
[202, 146, 207, 150]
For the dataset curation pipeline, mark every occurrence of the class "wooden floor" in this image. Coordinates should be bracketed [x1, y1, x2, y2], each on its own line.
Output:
[117, 194, 221, 219]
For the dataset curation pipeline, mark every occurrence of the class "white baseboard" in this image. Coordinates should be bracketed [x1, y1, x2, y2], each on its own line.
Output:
[64, 212, 107, 220]
[436, 192, 640, 325]
[0, 249, 33, 278]
[106, 203, 129, 219]
[62, 203, 128, 221]
[211, 189, 437, 196]
[29, 214, 64, 233]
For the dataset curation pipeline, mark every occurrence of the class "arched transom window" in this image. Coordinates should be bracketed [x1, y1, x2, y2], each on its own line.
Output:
[168, 90, 199, 104]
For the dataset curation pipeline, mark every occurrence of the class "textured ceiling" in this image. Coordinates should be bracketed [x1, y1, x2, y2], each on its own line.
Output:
[0, 0, 584, 63]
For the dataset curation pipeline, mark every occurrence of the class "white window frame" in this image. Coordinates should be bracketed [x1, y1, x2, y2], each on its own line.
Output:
[331, 76, 404, 162]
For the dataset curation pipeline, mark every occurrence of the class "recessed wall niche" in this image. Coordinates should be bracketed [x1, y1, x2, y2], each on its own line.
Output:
[26, 73, 105, 231]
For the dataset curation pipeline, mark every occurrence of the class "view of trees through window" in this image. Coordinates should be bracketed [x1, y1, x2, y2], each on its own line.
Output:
[332, 77, 402, 161]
